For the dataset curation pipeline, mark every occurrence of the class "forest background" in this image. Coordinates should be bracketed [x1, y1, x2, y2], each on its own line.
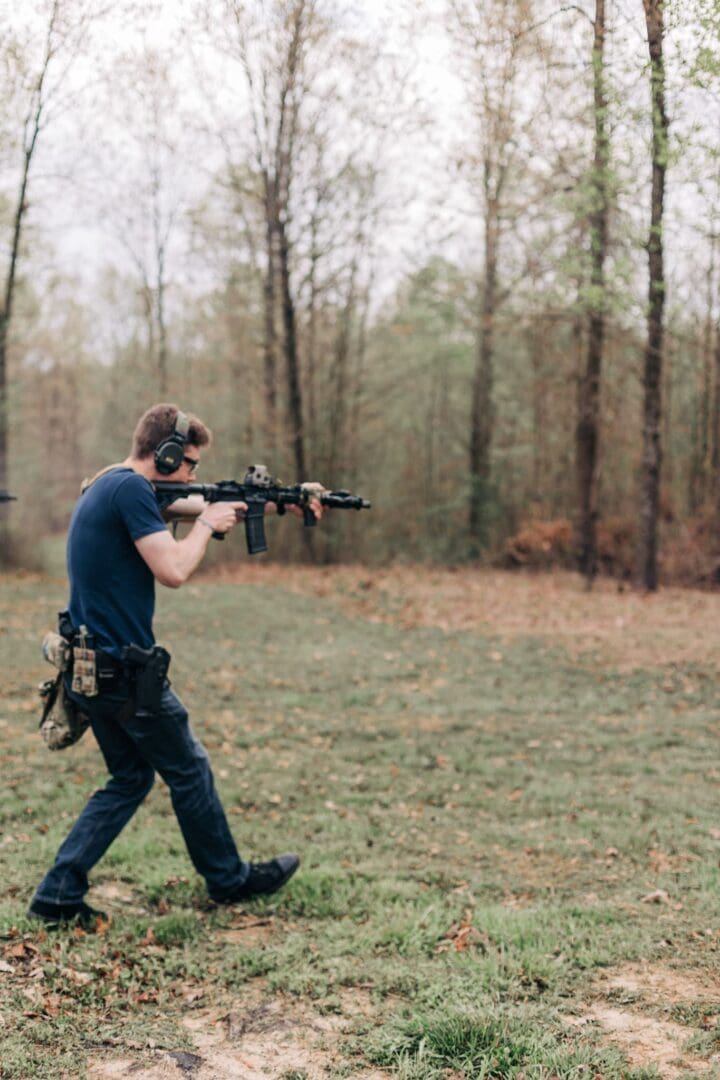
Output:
[1, 0, 717, 586]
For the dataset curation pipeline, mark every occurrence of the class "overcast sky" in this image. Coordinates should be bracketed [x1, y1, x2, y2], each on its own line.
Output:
[2, 0, 718, 329]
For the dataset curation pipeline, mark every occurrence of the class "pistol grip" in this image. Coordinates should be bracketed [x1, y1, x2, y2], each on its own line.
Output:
[303, 505, 317, 527]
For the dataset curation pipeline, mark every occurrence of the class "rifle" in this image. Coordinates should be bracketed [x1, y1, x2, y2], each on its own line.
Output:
[0, 491, 16, 503]
[154, 464, 370, 555]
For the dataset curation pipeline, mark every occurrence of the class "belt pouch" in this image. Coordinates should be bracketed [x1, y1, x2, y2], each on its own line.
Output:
[72, 625, 98, 697]
[39, 672, 90, 750]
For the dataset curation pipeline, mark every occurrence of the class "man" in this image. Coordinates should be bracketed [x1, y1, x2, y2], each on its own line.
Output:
[29, 403, 320, 928]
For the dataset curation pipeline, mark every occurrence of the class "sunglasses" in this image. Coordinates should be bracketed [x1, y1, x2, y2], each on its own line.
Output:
[183, 456, 200, 473]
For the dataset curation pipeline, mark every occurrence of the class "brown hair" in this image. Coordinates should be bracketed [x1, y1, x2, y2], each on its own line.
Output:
[131, 403, 212, 459]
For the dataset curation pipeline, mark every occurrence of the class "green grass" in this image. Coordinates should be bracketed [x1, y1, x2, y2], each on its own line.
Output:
[2, 572, 720, 1076]
[361, 1006, 657, 1079]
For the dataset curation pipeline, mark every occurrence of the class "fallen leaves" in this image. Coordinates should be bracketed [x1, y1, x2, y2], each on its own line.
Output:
[7, 941, 38, 960]
[62, 966, 93, 986]
[437, 908, 487, 954]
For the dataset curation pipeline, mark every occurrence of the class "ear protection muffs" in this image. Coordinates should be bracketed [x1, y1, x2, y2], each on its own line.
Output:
[154, 410, 190, 475]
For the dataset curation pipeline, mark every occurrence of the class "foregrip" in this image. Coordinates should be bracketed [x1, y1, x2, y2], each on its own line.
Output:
[244, 501, 268, 555]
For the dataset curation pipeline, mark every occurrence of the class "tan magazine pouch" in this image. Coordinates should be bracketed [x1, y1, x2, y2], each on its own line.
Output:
[71, 625, 98, 697]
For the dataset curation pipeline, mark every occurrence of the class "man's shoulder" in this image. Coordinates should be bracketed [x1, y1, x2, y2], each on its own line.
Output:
[77, 468, 156, 521]
[88, 468, 152, 499]
[111, 469, 153, 494]
[74, 466, 165, 541]
[106, 469, 166, 537]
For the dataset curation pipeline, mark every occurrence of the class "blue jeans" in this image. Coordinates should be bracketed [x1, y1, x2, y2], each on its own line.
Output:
[33, 682, 249, 905]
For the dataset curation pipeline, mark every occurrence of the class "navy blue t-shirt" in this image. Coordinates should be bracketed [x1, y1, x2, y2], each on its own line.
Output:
[67, 468, 168, 658]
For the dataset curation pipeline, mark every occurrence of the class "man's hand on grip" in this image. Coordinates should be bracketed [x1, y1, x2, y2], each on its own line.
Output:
[198, 501, 247, 534]
[288, 481, 327, 522]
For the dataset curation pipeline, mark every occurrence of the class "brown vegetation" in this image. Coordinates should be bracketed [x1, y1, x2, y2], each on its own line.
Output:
[499, 507, 720, 588]
[199, 562, 720, 671]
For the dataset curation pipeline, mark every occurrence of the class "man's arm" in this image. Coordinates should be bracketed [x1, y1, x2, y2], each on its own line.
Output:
[135, 501, 247, 588]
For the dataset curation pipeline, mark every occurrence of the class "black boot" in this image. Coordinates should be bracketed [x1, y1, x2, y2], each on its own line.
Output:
[212, 853, 300, 903]
[28, 899, 108, 929]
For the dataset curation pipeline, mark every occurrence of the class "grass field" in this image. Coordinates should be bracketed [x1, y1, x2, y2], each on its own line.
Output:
[2, 566, 720, 1078]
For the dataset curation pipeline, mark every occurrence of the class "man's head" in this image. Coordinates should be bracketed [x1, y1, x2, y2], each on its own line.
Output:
[131, 403, 212, 479]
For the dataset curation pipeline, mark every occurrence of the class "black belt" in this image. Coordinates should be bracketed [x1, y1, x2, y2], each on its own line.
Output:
[96, 651, 127, 679]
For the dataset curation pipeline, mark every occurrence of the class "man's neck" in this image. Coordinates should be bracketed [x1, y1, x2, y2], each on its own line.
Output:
[124, 456, 157, 482]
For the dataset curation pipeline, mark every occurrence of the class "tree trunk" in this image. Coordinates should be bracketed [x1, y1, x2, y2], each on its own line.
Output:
[0, 313, 9, 509]
[157, 274, 168, 395]
[711, 321, 720, 493]
[426, 362, 439, 507]
[347, 278, 372, 488]
[305, 203, 321, 459]
[155, 213, 169, 395]
[576, 0, 609, 587]
[529, 315, 546, 497]
[638, 0, 668, 592]
[326, 260, 358, 482]
[277, 217, 305, 480]
[0, 0, 59, 559]
[262, 199, 278, 452]
[0, 102, 45, 556]
[140, 278, 156, 379]
[690, 263, 714, 514]
[468, 182, 499, 553]
[320, 269, 357, 565]
[700, 166, 720, 511]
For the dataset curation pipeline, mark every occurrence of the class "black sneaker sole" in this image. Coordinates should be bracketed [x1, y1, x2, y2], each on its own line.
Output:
[28, 902, 108, 930]
[213, 854, 300, 903]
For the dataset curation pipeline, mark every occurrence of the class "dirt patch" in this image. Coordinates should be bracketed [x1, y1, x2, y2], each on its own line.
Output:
[564, 964, 720, 1077]
[597, 963, 720, 1005]
[91, 881, 147, 914]
[199, 565, 720, 671]
[87, 995, 390, 1080]
[88, 1059, 184, 1079]
[581, 1005, 706, 1078]
[217, 914, 276, 948]
[490, 844, 591, 895]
